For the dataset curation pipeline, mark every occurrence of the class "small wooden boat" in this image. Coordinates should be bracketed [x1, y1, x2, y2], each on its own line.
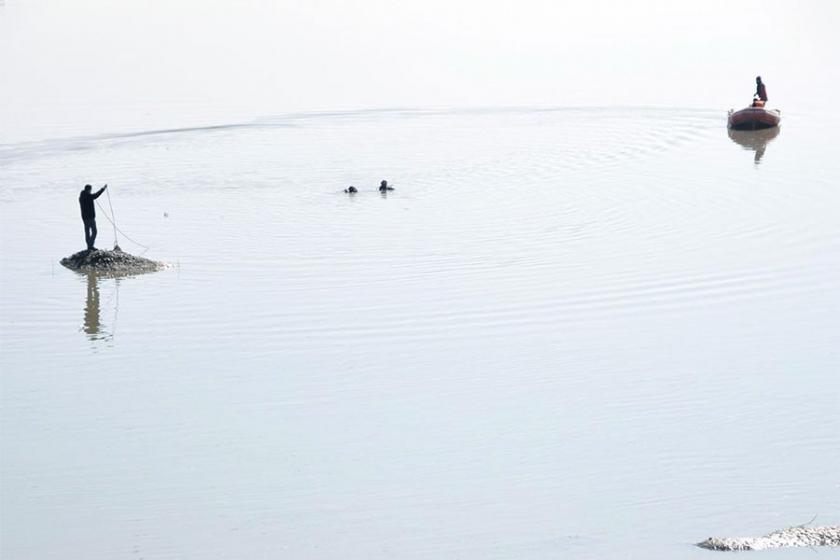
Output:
[728, 101, 781, 130]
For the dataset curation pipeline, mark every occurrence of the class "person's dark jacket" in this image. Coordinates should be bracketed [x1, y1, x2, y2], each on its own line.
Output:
[756, 82, 768, 102]
[79, 188, 105, 220]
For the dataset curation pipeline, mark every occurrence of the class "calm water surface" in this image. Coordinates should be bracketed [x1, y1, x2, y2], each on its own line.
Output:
[1, 107, 838, 559]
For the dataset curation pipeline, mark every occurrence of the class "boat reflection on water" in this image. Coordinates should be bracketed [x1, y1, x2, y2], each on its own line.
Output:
[728, 126, 781, 165]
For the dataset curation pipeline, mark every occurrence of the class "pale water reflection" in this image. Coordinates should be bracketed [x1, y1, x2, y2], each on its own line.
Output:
[80, 271, 145, 343]
[728, 126, 781, 165]
[81, 271, 125, 343]
[82, 271, 102, 339]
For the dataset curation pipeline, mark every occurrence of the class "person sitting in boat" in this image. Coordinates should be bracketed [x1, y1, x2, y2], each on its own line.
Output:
[379, 180, 394, 192]
[752, 76, 768, 107]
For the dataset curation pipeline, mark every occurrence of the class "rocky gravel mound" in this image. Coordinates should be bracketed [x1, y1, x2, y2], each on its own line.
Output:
[60, 248, 164, 276]
[698, 525, 840, 551]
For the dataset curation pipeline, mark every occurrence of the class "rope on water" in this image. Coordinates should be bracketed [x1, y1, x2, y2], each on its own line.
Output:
[95, 199, 152, 254]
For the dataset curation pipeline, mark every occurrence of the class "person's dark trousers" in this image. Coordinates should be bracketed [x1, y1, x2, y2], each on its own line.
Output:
[84, 218, 98, 250]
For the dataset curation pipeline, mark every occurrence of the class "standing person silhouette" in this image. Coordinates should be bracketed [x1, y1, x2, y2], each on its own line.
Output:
[79, 184, 107, 250]
[755, 76, 768, 102]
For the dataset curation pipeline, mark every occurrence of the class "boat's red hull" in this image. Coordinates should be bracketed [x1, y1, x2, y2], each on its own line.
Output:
[728, 107, 781, 130]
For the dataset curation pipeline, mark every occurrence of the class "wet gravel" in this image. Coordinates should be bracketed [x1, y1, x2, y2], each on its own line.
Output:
[60, 248, 164, 276]
[698, 525, 840, 551]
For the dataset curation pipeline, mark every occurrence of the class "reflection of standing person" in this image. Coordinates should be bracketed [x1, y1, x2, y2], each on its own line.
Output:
[79, 184, 107, 250]
[84, 271, 100, 337]
[754, 145, 766, 165]
[755, 76, 768, 102]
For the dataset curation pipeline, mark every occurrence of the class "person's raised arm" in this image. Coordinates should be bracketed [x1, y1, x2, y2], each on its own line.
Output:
[93, 184, 108, 199]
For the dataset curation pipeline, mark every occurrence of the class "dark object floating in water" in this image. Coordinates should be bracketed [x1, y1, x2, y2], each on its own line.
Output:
[727, 103, 781, 130]
[344, 186, 357, 193]
[60, 248, 163, 276]
[697, 525, 840, 551]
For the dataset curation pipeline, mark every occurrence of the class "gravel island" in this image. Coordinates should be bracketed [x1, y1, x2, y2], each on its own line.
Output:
[698, 525, 840, 551]
[60, 248, 164, 276]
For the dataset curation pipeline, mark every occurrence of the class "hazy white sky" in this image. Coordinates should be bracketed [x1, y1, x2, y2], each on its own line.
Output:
[1, 0, 838, 140]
